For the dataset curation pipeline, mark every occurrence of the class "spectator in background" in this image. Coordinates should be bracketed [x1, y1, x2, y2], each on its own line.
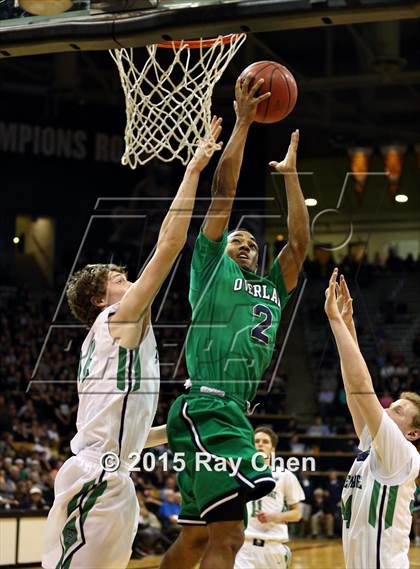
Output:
[307, 416, 330, 436]
[310, 488, 334, 539]
[325, 471, 343, 533]
[159, 475, 177, 500]
[298, 474, 314, 537]
[289, 434, 307, 453]
[159, 489, 181, 541]
[132, 493, 172, 558]
[318, 385, 336, 418]
[26, 486, 49, 511]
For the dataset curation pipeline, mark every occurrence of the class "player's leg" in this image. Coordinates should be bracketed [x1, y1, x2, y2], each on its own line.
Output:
[159, 525, 208, 569]
[265, 543, 292, 569]
[159, 435, 209, 569]
[43, 456, 137, 569]
[201, 520, 245, 569]
[311, 510, 322, 538]
[234, 538, 260, 569]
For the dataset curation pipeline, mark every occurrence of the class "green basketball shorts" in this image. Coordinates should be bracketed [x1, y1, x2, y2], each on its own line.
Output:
[167, 392, 275, 525]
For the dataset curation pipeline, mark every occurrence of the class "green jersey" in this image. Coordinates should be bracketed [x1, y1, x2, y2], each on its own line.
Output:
[186, 229, 293, 403]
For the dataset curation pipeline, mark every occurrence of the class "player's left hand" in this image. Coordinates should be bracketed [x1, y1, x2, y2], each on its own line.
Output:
[256, 511, 276, 524]
[324, 268, 342, 321]
[269, 130, 299, 174]
[336, 274, 353, 326]
[190, 116, 223, 171]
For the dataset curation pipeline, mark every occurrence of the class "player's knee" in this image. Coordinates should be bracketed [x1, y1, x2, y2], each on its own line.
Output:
[180, 526, 208, 551]
[208, 522, 244, 554]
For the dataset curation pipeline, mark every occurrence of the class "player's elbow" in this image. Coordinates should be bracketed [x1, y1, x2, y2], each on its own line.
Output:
[157, 236, 186, 257]
[289, 236, 309, 260]
[294, 510, 303, 522]
[291, 505, 303, 522]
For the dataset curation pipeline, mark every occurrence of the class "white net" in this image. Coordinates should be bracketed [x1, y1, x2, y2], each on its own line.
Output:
[110, 33, 246, 168]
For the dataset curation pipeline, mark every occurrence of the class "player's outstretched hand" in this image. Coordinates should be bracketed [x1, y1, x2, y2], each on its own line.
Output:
[234, 74, 271, 125]
[324, 268, 342, 321]
[190, 116, 223, 171]
[336, 274, 354, 326]
[269, 130, 299, 174]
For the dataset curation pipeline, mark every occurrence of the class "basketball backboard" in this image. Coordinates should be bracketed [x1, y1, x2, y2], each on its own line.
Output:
[1, 0, 419, 58]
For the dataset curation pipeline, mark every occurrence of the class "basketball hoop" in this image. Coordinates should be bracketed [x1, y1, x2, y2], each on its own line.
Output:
[110, 33, 246, 168]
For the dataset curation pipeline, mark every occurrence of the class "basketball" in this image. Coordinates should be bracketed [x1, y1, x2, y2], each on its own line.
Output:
[239, 61, 298, 124]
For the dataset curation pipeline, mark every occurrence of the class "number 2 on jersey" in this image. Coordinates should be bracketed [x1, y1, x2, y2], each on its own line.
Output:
[251, 304, 273, 345]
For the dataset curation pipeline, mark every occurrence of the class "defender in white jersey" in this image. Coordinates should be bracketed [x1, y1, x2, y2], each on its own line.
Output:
[325, 269, 420, 569]
[234, 427, 305, 569]
[42, 119, 223, 569]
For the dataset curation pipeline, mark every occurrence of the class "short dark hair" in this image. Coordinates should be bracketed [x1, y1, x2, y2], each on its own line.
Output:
[228, 228, 259, 250]
[255, 426, 278, 448]
[67, 263, 126, 327]
[228, 227, 255, 239]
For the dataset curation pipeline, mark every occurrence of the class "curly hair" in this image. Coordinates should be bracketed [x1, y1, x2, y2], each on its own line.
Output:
[66, 264, 127, 327]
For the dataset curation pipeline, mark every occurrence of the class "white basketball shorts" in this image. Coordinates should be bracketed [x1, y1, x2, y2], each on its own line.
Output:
[234, 537, 292, 569]
[42, 451, 138, 569]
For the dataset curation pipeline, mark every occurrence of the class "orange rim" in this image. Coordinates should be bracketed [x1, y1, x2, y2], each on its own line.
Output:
[156, 33, 244, 49]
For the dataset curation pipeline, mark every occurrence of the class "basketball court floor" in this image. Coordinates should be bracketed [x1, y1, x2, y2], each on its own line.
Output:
[26, 539, 420, 569]
[128, 539, 420, 569]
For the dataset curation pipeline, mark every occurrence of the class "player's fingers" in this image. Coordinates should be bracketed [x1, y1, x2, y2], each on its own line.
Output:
[342, 275, 351, 299]
[211, 119, 223, 139]
[329, 267, 338, 288]
[335, 283, 340, 299]
[239, 73, 252, 93]
[290, 129, 299, 150]
[244, 72, 253, 86]
[339, 275, 346, 298]
[249, 77, 264, 96]
[256, 91, 271, 104]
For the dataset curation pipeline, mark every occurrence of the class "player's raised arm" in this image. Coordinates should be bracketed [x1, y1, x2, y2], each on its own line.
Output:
[202, 75, 270, 241]
[324, 268, 383, 439]
[269, 130, 310, 293]
[110, 118, 223, 349]
[334, 275, 366, 438]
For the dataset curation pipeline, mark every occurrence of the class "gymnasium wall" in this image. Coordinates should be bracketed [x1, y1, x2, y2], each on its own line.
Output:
[0, 513, 47, 566]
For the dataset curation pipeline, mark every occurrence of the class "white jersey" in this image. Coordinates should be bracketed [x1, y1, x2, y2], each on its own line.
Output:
[70, 303, 160, 464]
[245, 468, 305, 542]
[342, 411, 420, 569]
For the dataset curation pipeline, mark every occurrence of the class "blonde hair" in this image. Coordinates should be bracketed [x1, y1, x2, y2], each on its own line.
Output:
[400, 392, 420, 454]
[400, 391, 420, 429]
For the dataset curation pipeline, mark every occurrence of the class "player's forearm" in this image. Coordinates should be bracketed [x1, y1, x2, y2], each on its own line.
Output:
[157, 164, 200, 248]
[211, 119, 250, 199]
[276, 509, 302, 523]
[329, 316, 373, 393]
[284, 172, 310, 258]
[344, 318, 359, 347]
[144, 425, 167, 448]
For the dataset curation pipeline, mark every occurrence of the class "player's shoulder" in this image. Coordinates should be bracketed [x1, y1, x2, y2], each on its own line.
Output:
[88, 302, 120, 340]
[273, 467, 300, 484]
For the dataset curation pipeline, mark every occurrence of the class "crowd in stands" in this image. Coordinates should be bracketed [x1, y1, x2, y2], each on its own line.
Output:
[1, 245, 420, 556]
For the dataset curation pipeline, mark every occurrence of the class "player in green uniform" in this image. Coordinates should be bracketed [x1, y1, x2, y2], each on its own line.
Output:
[160, 74, 310, 569]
